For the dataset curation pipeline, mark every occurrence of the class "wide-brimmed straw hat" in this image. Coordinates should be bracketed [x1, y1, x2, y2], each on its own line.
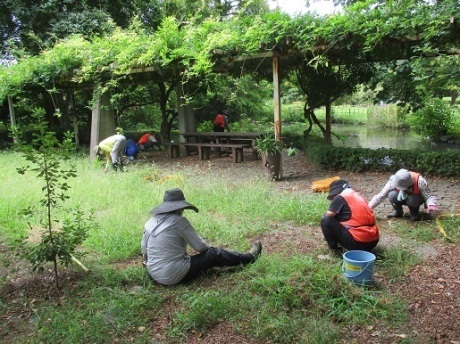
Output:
[392, 168, 413, 190]
[150, 188, 199, 215]
[327, 179, 350, 200]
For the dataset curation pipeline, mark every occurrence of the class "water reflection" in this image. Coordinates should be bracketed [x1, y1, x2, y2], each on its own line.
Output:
[332, 124, 458, 151]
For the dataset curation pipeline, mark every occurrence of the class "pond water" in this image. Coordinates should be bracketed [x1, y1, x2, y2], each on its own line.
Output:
[331, 124, 460, 151]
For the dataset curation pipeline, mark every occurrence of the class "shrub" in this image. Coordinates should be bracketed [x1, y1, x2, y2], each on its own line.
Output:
[408, 98, 454, 139]
[304, 136, 460, 177]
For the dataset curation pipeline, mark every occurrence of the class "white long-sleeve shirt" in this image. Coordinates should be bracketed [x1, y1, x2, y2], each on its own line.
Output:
[368, 173, 437, 209]
[141, 213, 209, 286]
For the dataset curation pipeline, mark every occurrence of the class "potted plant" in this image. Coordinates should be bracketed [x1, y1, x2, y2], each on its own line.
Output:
[255, 134, 283, 181]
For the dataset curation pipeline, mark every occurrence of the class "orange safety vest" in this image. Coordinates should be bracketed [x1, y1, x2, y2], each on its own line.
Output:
[409, 172, 421, 195]
[340, 189, 379, 243]
[214, 114, 226, 127]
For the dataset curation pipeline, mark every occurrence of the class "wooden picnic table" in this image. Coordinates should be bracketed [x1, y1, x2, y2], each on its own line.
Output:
[181, 131, 265, 149]
[181, 131, 265, 142]
[163, 132, 267, 162]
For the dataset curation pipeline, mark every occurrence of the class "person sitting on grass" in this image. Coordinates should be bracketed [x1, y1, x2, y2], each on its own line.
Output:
[368, 168, 438, 221]
[319, 179, 379, 260]
[94, 133, 127, 172]
[141, 188, 262, 286]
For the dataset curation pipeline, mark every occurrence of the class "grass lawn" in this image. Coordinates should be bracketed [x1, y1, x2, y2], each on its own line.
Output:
[0, 150, 457, 343]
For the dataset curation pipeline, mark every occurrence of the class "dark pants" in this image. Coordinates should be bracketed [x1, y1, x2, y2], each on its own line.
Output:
[388, 190, 424, 214]
[181, 247, 254, 283]
[320, 216, 378, 252]
[213, 125, 225, 132]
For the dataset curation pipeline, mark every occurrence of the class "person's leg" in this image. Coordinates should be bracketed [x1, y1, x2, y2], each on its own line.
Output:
[348, 239, 379, 251]
[143, 141, 154, 149]
[320, 216, 355, 250]
[111, 139, 126, 171]
[406, 194, 424, 221]
[387, 190, 404, 218]
[181, 247, 256, 283]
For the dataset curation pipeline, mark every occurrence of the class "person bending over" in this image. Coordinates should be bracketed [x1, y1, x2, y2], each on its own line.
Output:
[368, 168, 438, 221]
[213, 111, 230, 132]
[94, 134, 127, 172]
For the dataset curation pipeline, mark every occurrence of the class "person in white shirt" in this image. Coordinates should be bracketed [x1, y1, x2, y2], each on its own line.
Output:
[141, 188, 262, 286]
[368, 168, 438, 221]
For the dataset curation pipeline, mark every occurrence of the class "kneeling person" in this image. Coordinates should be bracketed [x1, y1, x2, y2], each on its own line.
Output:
[141, 188, 262, 285]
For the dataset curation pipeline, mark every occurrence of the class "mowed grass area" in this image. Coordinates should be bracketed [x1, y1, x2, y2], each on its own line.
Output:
[0, 151, 455, 343]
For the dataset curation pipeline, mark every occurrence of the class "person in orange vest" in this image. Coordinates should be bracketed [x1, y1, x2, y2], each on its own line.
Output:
[319, 179, 379, 260]
[213, 110, 230, 132]
[368, 168, 438, 221]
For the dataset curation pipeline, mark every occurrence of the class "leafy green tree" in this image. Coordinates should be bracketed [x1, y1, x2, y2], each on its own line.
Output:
[409, 97, 454, 138]
[13, 108, 93, 289]
[1, 0, 135, 57]
[295, 59, 375, 143]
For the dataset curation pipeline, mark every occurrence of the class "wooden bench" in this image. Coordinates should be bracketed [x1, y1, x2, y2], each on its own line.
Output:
[165, 142, 251, 163]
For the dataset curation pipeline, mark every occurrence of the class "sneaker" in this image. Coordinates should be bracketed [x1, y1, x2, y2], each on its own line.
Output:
[410, 213, 421, 221]
[249, 241, 262, 260]
[386, 210, 403, 219]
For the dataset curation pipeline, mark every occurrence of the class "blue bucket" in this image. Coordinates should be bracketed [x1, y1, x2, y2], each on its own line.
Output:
[342, 250, 376, 285]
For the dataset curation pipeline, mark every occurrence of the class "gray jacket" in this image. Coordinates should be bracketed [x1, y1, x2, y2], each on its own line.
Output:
[141, 213, 208, 285]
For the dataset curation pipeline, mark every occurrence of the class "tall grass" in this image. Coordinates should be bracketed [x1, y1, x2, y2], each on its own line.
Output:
[0, 151, 441, 343]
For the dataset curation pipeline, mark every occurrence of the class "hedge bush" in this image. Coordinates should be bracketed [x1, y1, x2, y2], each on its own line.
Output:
[304, 136, 460, 177]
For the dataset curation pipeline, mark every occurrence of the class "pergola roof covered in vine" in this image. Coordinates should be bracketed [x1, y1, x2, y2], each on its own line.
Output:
[1, 2, 459, 99]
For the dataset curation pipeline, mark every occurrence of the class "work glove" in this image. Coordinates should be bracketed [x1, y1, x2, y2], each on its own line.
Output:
[426, 205, 438, 213]
[397, 190, 408, 201]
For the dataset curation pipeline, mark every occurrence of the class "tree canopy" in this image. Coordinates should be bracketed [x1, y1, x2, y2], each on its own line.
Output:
[1, 0, 459, 141]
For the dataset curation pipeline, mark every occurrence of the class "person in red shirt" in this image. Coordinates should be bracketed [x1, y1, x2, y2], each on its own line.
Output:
[319, 179, 379, 260]
[213, 110, 230, 132]
[137, 132, 158, 149]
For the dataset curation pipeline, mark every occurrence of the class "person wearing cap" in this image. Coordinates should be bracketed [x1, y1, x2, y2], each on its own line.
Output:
[213, 110, 230, 132]
[141, 188, 262, 286]
[94, 133, 127, 172]
[319, 179, 379, 260]
[368, 168, 438, 221]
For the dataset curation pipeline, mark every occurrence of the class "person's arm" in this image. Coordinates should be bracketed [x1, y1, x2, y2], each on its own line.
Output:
[224, 116, 230, 132]
[418, 176, 437, 208]
[323, 196, 345, 219]
[141, 228, 149, 262]
[102, 152, 111, 171]
[368, 181, 392, 209]
[179, 217, 209, 252]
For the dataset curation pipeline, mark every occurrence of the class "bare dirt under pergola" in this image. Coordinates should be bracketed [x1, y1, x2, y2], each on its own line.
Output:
[1, 149, 459, 343]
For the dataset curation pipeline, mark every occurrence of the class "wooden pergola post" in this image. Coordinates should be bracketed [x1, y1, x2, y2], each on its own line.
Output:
[273, 54, 282, 179]
[7, 96, 17, 144]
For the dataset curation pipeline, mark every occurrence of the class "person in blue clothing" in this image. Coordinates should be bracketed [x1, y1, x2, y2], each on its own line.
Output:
[124, 139, 141, 161]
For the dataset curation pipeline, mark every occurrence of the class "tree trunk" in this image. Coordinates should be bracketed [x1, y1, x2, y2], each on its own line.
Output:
[324, 102, 332, 143]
